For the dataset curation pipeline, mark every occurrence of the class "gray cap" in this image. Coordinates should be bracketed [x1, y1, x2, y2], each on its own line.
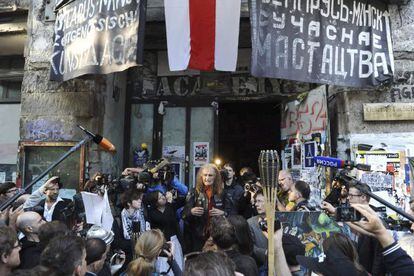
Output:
[86, 225, 114, 245]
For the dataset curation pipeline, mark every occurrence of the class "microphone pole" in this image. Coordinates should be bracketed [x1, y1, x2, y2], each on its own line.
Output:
[0, 136, 93, 211]
[0, 125, 116, 211]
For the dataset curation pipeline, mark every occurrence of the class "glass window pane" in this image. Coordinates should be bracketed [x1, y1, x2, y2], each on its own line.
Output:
[190, 107, 214, 188]
[130, 104, 154, 166]
[162, 107, 186, 184]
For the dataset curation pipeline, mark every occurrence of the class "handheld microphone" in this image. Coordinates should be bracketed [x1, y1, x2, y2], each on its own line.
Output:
[77, 125, 116, 153]
[313, 156, 371, 171]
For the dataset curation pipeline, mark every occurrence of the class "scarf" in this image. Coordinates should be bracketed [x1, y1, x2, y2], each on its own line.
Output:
[121, 208, 146, 240]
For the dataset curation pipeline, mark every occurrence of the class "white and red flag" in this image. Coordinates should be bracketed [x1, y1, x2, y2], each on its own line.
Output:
[164, 0, 241, 72]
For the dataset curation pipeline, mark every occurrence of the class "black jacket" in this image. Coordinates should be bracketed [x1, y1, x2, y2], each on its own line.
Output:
[382, 241, 414, 275]
[357, 234, 385, 276]
[225, 249, 259, 276]
[182, 189, 225, 252]
[36, 198, 72, 222]
[147, 203, 181, 242]
[19, 237, 42, 269]
[223, 180, 244, 216]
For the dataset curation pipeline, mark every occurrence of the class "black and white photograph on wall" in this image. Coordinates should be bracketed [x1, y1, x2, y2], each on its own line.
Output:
[283, 148, 292, 170]
[171, 163, 182, 183]
[193, 142, 209, 164]
[292, 143, 302, 169]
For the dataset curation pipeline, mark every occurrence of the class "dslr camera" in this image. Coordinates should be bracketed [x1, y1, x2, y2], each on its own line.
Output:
[159, 242, 172, 258]
[336, 206, 362, 222]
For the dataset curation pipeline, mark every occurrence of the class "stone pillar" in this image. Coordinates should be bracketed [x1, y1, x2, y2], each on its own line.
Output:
[20, 0, 126, 179]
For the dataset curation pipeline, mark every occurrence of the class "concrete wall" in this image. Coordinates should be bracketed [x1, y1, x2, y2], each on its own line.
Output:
[101, 72, 127, 175]
[330, 1, 414, 159]
[20, 0, 124, 178]
[0, 104, 20, 164]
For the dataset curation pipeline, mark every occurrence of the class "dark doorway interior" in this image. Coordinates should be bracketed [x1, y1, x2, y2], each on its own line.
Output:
[218, 102, 281, 175]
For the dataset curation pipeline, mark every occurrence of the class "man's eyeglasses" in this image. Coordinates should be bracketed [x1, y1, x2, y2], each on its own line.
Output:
[348, 193, 363, 198]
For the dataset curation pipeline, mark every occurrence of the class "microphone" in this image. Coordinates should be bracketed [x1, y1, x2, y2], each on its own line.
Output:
[77, 125, 116, 153]
[313, 156, 371, 171]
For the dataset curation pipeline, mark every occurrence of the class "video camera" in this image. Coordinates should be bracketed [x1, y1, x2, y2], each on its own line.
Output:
[135, 158, 175, 188]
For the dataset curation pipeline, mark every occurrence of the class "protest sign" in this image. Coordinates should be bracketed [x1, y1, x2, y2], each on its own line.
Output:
[51, 0, 146, 81]
[276, 212, 349, 257]
[250, 0, 394, 87]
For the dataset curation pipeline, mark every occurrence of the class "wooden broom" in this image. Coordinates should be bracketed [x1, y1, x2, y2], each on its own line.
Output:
[258, 150, 280, 276]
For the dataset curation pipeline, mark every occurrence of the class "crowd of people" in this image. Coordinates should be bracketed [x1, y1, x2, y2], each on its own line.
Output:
[0, 161, 413, 276]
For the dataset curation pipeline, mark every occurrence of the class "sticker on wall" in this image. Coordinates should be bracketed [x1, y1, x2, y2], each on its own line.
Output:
[304, 141, 317, 168]
[193, 142, 209, 164]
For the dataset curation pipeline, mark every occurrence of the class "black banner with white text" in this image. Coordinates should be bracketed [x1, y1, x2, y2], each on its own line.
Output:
[50, 0, 146, 81]
[250, 0, 394, 87]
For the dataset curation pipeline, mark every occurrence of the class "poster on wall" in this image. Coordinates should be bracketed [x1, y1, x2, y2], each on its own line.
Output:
[50, 0, 147, 81]
[250, 0, 394, 87]
[163, 145, 185, 162]
[355, 150, 401, 172]
[360, 172, 393, 192]
[193, 142, 209, 164]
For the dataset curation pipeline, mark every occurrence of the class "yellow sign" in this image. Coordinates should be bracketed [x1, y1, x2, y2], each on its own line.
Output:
[363, 103, 414, 121]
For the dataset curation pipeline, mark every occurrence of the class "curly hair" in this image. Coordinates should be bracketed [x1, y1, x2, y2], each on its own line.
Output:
[195, 163, 223, 196]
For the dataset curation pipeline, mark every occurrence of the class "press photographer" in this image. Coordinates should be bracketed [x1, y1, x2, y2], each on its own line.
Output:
[321, 175, 386, 276]
[238, 171, 261, 219]
[121, 158, 188, 199]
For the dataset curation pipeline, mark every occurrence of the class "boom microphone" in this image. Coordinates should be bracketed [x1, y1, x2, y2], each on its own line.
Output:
[77, 125, 116, 153]
[314, 156, 371, 171]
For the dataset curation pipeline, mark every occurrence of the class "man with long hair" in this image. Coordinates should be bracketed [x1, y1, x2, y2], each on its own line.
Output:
[182, 163, 225, 252]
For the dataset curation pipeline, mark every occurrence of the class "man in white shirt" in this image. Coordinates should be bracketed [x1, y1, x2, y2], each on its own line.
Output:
[23, 176, 71, 223]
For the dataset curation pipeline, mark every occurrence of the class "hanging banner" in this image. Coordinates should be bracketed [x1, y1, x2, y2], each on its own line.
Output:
[50, 0, 147, 81]
[250, 0, 394, 87]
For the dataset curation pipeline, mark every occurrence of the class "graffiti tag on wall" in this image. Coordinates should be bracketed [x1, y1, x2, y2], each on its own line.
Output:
[281, 86, 327, 139]
[25, 119, 71, 141]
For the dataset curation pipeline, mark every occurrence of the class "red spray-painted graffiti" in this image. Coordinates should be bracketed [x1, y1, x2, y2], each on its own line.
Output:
[281, 87, 327, 139]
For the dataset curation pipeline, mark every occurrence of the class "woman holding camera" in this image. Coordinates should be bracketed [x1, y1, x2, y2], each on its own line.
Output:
[182, 163, 226, 253]
[127, 229, 182, 276]
[146, 190, 184, 271]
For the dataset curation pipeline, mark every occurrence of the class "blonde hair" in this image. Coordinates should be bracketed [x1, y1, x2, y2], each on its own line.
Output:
[127, 229, 165, 276]
[195, 163, 223, 196]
